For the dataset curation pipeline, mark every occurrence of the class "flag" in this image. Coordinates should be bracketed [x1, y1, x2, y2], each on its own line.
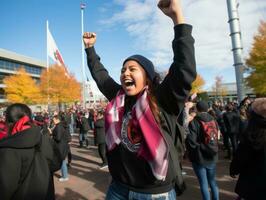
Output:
[80, 3, 86, 9]
[47, 27, 65, 66]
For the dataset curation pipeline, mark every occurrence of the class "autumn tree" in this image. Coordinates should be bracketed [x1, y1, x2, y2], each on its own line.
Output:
[39, 64, 81, 105]
[212, 75, 227, 99]
[246, 21, 266, 95]
[3, 68, 42, 104]
[191, 74, 205, 94]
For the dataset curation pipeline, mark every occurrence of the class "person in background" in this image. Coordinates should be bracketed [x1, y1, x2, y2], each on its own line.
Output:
[51, 114, 70, 182]
[83, 0, 196, 199]
[223, 102, 240, 159]
[186, 101, 219, 200]
[79, 112, 90, 148]
[0, 103, 57, 200]
[230, 98, 266, 200]
[94, 109, 108, 169]
[88, 109, 95, 131]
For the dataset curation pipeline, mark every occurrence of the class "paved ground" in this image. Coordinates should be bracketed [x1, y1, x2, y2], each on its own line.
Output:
[54, 134, 238, 200]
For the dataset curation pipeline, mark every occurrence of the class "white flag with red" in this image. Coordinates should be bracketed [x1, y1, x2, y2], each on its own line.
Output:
[47, 27, 65, 66]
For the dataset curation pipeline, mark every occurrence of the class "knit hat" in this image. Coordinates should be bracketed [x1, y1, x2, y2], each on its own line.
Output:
[123, 55, 155, 81]
[196, 101, 209, 112]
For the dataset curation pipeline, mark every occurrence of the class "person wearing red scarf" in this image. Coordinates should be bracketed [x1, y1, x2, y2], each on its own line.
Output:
[0, 103, 58, 200]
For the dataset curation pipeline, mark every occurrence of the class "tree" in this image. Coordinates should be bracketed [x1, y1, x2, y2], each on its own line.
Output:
[3, 68, 42, 104]
[246, 21, 266, 95]
[191, 74, 205, 94]
[39, 64, 81, 105]
[212, 75, 227, 99]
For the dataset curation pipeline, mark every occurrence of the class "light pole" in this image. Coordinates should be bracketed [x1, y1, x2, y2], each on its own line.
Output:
[226, 0, 245, 102]
[81, 3, 86, 108]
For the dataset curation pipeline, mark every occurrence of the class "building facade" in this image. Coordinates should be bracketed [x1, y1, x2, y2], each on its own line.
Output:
[207, 82, 255, 102]
[84, 80, 107, 108]
[0, 48, 46, 103]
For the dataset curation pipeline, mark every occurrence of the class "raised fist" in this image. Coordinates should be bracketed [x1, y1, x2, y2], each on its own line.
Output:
[83, 32, 97, 48]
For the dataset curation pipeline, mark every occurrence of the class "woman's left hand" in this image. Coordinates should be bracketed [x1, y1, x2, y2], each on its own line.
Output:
[158, 0, 185, 25]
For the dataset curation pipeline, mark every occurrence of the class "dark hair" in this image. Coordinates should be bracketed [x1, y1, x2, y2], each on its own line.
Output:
[147, 72, 161, 124]
[6, 103, 32, 124]
[226, 102, 234, 112]
[5, 103, 33, 134]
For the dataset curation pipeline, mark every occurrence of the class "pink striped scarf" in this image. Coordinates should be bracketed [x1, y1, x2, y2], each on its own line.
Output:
[105, 88, 169, 180]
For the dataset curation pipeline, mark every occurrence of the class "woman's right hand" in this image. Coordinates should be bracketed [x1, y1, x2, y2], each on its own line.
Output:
[83, 32, 97, 48]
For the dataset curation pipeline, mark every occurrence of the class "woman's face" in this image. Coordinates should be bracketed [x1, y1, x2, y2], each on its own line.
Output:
[120, 60, 147, 96]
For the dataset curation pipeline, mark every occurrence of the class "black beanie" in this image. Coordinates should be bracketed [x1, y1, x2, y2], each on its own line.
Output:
[123, 55, 155, 81]
[196, 101, 209, 112]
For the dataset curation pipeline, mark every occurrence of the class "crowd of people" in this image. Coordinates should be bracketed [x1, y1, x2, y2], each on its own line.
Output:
[0, 0, 265, 200]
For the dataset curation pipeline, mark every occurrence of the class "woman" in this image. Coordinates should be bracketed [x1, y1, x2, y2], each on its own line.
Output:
[83, 0, 196, 199]
[230, 98, 266, 200]
[0, 103, 57, 200]
[94, 109, 108, 169]
[51, 114, 70, 182]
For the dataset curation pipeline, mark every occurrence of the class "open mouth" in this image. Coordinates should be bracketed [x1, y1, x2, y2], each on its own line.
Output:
[124, 80, 135, 87]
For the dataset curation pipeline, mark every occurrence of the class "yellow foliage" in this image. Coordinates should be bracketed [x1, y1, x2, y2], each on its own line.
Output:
[39, 64, 81, 104]
[3, 68, 42, 104]
[246, 20, 266, 95]
[191, 74, 205, 94]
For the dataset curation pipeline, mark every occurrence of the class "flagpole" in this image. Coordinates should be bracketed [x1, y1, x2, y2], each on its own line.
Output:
[46, 20, 50, 113]
[81, 3, 86, 108]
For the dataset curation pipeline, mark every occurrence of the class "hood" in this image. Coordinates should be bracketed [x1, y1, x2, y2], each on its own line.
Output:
[0, 126, 41, 149]
[196, 112, 214, 122]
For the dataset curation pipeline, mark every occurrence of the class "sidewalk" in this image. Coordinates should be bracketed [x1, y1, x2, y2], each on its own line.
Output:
[54, 134, 237, 200]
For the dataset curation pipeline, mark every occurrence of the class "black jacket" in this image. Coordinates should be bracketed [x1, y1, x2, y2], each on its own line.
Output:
[223, 111, 240, 135]
[94, 118, 105, 144]
[186, 112, 219, 165]
[230, 141, 266, 200]
[52, 122, 69, 160]
[85, 24, 196, 193]
[0, 126, 54, 200]
[80, 116, 90, 132]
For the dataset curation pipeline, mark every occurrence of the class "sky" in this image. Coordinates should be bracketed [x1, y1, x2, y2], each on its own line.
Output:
[0, 0, 265, 91]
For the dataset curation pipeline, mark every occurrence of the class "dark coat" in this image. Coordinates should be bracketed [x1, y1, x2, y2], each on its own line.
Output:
[0, 126, 55, 200]
[52, 122, 69, 160]
[80, 116, 90, 133]
[94, 118, 105, 144]
[223, 111, 240, 135]
[230, 142, 266, 200]
[186, 112, 219, 165]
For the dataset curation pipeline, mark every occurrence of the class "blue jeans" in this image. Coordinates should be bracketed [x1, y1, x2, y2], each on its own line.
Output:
[79, 131, 88, 146]
[69, 124, 74, 134]
[192, 162, 219, 200]
[61, 159, 68, 178]
[106, 181, 176, 200]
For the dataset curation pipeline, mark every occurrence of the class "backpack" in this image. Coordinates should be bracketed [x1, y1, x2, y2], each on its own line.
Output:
[198, 119, 219, 157]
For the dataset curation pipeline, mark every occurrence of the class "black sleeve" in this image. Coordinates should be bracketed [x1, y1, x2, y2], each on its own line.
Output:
[52, 125, 64, 142]
[85, 47, 121, 101]
[230, 143, 250, 176]
[157, 24, 197, 115]
[0, 150, 21, 199]
[186, 120, 200, 150]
